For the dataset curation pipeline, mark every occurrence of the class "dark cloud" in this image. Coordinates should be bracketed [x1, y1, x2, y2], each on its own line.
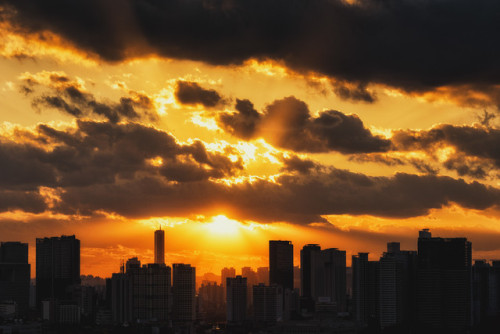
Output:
[218, 99, 260, 139]
[21, 73, 157, 122]
[175, 81, 224, 108]
[3, 0, 500, 101]
[280, 155, 320, 175]
[393, 125, 500, 170]
[331, 81, 376, 103]
[2, 118, 500, 222]
[219, 96, 391, 153]
[53, 167, 500, 223]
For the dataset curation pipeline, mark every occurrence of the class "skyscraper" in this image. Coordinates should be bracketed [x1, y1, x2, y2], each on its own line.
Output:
[0, 242, 30, 315]
[300, 244, 321, 301]
[36, 235, 80, 308]
[352, 253, 379, 325]
[269, 240, 293, 291]
[154, 228, 165, 265]
[316, 248, 347, 312]
[378, 242, 417, 330]
[416, 229, 472, 332]
[172, 263, 196, 323]
[128, 263, 171, 322]
[226, 276, 247, 322]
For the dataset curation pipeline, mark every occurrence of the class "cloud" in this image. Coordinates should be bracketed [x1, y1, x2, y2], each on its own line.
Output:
[219, 96, 391, 153]
[3, 0, 500, 104]
[52, 167, 500, 224]
[174, 81, 225, 108]
[21, 71, 157, 122]
[392, 124, 500, 178]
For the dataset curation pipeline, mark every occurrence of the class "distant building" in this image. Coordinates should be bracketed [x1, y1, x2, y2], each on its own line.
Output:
[242, 267, 257, 309]
[172, 263, 196, 323]
[417, 229, 472, 332]
[352, 253, 379, 326]
[221, 267, 236, 287]
[154, 229, 165, 265]
[378, 242, 417, 330]
[269, 241, 294, 291]
[0, 242, 30, 316]
[253, 284, 283, 325]
[257, 267, 269, 285]
[198, 281, 225, 320]
[36, 235, 80, 309]
[226, 276, 247, 322]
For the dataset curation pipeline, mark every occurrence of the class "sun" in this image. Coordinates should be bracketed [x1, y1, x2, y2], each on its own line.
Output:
[204, 215, 241, 236]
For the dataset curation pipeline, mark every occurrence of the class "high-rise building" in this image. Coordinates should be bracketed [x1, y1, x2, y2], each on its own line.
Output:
[316, 248, 347, 312]
[416, 229, 472, 332]
[172, 263, 196, 323]
[0, 242, 30, 316]
[36, 235, 80, 308]
[128, 263, 171, 322]
[269, 241, 293, 291]
[378, 242, 417, 330]
[226, 276, 247, 322]
[154, 229, 165, 265]
[300, 244, 321, 300]
[253, 284, 283, 325]
[221, 267, 236, 287]
[110, 272, 130, 324]
[472, 260, 490, 326]
[352, 253, 379, 325]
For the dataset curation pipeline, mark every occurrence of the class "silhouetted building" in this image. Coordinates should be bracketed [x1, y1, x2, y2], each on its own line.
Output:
[300, 244, 321, 300]
[0, 242, 30, 316]
[36, 235, 80, 309]
[269, 240, 293, 291]
[253, 284, 283, 325]
[154, 229, 165, 265]
[257, 267, 269, 285]
[352, 253, 379, 326]
[226, 276, 247, 322]
[173, 263, 196, 323]
[378, 242, 417, 330]
[221, 267, 236, 287]
[110, 272, 130, 324]
[129, 263, 171, 322]
[316, 248, 346, 312]
[473, 260, 490, 326]
[417, 229, 472, 333]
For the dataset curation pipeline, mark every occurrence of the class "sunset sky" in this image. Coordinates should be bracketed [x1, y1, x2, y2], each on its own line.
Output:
[1, 0, 500, 278]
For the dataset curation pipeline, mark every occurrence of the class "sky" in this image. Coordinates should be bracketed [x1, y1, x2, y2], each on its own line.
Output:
[0, 0, 500, 278]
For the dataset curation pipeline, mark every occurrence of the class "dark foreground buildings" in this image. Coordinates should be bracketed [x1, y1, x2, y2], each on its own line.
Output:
[416, 229, 472, 333]
[0, 242, 30, 316]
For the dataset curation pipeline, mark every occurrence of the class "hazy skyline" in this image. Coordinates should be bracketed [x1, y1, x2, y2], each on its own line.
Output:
[0, 0, 500, 278]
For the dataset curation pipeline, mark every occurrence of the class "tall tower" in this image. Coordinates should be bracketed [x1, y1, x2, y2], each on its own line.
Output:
[269, 240, 293, 291]
[154, 228, 165, 264]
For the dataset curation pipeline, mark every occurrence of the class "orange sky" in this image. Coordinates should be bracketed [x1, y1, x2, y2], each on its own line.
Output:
[1, 1, 500, 279]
